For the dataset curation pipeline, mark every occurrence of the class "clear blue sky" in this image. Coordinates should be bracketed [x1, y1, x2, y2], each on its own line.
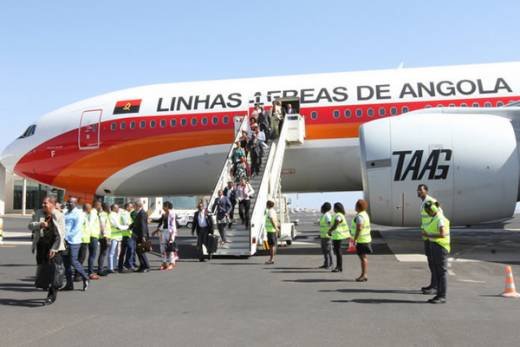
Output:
[1, 0, 519, 208]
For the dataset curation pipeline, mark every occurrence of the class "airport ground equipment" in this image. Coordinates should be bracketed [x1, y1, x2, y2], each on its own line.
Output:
[207, 102, 305, 256]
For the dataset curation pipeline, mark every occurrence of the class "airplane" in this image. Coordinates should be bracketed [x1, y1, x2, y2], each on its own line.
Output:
[2, 61, 520, 227]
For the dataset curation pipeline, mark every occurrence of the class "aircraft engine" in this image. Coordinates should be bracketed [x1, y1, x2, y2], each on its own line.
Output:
[359, 113, 520, 226]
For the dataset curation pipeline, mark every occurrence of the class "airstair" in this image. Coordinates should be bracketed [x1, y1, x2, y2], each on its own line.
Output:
[207, 105, 305, 257]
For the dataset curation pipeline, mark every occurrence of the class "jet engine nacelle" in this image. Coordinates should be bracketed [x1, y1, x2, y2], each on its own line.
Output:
[359, 113, 519, 226]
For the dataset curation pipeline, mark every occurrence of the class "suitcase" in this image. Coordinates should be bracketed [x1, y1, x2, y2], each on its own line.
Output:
[207, 234, 220, 254]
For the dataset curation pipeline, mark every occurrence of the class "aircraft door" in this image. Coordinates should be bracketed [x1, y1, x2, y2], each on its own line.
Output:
[79, 109, 102, 150]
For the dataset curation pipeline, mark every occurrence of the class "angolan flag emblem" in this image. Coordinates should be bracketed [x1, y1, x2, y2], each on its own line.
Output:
[113, 99, 142, 114]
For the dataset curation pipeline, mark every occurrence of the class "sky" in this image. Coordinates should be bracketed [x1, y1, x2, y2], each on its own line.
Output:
[1, 0, 519, 208]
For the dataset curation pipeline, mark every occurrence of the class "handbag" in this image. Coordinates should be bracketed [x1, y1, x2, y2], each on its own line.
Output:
[165, 241, 178, 253]
[51, 257, 65, 289]
[137, 239, 153, 254]
[35, 263, 52, 289]
[346, 239, 357, 254]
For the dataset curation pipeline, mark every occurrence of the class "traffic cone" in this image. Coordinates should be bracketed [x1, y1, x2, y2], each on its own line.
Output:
[501, 265, 520, 298]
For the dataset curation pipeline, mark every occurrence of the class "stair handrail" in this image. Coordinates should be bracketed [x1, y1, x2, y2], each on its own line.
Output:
[208, 116, 249, 210]
[249, 118, 290, 254]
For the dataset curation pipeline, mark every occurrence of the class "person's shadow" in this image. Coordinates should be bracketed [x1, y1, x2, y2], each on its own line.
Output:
[0, 298, 45, 307]
[332, 298, 426, 304]
[0, 277, 46, 307]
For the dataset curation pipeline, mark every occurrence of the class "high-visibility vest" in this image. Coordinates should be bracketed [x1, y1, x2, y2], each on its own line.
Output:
[420, 195, 438, 240]
[265, 209, 276, 233]
[424, 213, 451, 252]
[99, 211, 111, 239]
[121, 210, 132, 238]
[85, 210, 100, 239]
[331, 213, 350, 240]
[81, 212, 91, 244]
[319, 213, 332, 239]
[351, 211, 372, 244]
[109, 212, 123, 241]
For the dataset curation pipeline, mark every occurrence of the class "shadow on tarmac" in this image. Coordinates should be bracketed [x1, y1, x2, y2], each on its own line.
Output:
[332, 299, 426, 304]
[320, 288, 423, 295]
[0, 282, 40, 293]
[0, 298, 45, 307]
[284, 279, 355, 283]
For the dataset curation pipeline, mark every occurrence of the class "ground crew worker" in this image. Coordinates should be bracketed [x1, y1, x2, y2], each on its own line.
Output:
[417, 184, 439, 294]
[328, 202, 350, 273]
[96, 202, 111, 276]
[318, 202, 333, 270]
[84, 203, 101, 280]
[351, 199, 372, 282]
[108, 204, 127, 274]
[264, 200, 280, 265]
[76, 205, 91, 282]
[422, 201, 450, 304]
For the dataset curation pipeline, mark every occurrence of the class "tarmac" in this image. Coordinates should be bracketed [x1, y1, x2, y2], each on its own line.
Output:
[1, 213, 520, 347]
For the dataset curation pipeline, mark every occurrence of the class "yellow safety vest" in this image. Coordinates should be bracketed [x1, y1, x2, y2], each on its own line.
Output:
[109, 212, 123, 241]
[99, 211, 111, 239]
[265, 209, 276, 233]
[121, 210, 132, 238]
[331, 213, 350, 240]
[81, 212, 91, 244]
[351, 211, 372, 244]
[424, 213, 451, 252]
[85, 210, 100, 239]
[420, 195, 437, 240]
[319, 213, 332, 239]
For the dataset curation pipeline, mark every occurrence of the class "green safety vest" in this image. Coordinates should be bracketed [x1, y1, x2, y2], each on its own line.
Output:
[81, 212, 91, 244]
[351, 211, 372, 244]
[319, 213, 332, 239]
[420, 195, 437, 240]
[121, 210, 132, 238]
[99, 211, 111, 239]
[109, 212, 123, 241]
[331, 213, 350, 240]
[265, 209, 277, 233]
[85, 210, 100, 239]
[424, 213, 451, 252]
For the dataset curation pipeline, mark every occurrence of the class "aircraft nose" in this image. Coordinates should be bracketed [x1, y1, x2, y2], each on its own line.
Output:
[0, 140, 23, 172]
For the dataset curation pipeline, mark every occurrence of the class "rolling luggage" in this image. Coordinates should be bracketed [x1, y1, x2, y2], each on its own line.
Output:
[207, 234, 220, 254]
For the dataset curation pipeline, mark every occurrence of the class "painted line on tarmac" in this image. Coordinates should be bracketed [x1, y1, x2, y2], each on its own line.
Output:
[0, 241, 31, 246]
[458, 279, 486, 284]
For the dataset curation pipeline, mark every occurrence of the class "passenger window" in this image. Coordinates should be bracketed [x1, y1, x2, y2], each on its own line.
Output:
[425, 105, 432, 108]
[333, 110, 340, 119]
[460, 103, 467, 107]
[367, 108, 374, 117]
[390, 107, 397, 115]
[130, 121, 136, 129]
[150, 120, 157, 128]
[344, 110, 351, 118]
[170, 119, 177, 127]
[472, 102, 479, 107]
[355, 109, 362, 118]
[448, 103, 455, 107]
[497, 101, 504, 107]
[140, 120, 146, 128]
[311, 111, 318, 120]
[181, 118, 187, 126]
[223, 116, 229, 124]
[160, 119, 166, 128]
[212, 116, 218, 125]
[484, 102, 492, 107]
[437, 104, 443, 107]
[402, 106, 409, 113]
[120, 122, 126, 130]
[191, 118, 198, 126]
[201, 117, 208, 126]
[111, 122, 117, 131]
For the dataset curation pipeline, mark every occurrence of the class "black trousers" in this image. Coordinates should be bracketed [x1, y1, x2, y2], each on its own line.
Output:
[135, 237, 150, 270]
[239, 200, 251, 227]
[118, 236, 129, 271]
[78, 243, 88, 265]
[36, 240, 60, 301]
[430, 242, 448, 298]
[197, 227, 210, 260]
[332, 240, 343, 270]
[424, 240, 437, 288]
[98, 237, 109, 273]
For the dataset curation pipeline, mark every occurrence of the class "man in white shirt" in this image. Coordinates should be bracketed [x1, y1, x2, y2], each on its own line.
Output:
[236, 179, 255, 228]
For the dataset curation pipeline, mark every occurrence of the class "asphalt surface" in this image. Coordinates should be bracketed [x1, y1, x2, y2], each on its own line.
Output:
[1, 214, 520, 347]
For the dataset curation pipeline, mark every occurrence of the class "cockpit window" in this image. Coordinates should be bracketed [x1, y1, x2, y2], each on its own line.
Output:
[19, 125, 37, 139]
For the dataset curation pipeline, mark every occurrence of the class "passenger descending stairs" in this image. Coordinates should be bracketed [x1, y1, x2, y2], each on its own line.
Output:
[208, 111, 305, 257]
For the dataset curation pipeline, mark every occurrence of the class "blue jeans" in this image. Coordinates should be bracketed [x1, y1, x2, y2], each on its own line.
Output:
[125, 236, 137, 269]
[88, 237, 99, 275]
[63, 243, 88, 286]
[109, 239, 120, 271]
